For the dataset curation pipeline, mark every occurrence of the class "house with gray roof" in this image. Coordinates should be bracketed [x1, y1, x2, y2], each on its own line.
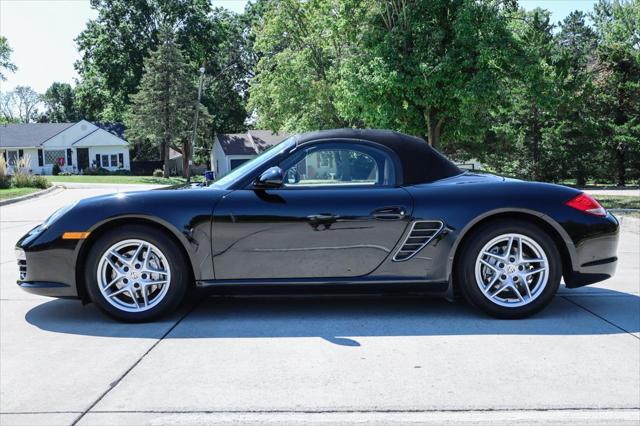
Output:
[0, 120, 130, 174]
[210, 130, 290, 177]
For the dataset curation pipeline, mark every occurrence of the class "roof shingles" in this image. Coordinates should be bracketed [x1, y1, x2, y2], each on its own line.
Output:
[217, 130, 290, 156]
[0, 123, 75, 148]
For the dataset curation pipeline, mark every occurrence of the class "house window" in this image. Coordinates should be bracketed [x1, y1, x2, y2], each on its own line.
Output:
[230, 159, 249, 170]
[111, 154, 118, 168]
[7, 150, 18, 166]
[102, 155, 109, 167]
[45, 150, 65, 165]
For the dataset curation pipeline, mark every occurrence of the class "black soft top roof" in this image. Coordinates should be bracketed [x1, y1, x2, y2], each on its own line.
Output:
[294, 129, 462, 185]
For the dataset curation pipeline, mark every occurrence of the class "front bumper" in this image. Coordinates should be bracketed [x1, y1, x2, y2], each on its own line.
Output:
[18, 281, 76, 298]
[15, 229, 80, 299]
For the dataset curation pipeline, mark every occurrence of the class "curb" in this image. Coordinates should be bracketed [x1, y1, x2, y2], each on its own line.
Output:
[0, 185, 63, 207]
[609, 208, 640, 213]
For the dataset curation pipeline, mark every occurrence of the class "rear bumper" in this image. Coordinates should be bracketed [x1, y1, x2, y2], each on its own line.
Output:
[564, 256, 618, 288]
[564, 213, 619, 288]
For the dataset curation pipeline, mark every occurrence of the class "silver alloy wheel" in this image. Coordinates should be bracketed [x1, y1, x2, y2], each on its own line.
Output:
[474, 233, 549, 308]
[97, 239, 171, 312]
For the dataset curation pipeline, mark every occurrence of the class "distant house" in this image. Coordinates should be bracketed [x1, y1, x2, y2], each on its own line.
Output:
[0, 120, 130, 175]
[210, 130, 290, 177]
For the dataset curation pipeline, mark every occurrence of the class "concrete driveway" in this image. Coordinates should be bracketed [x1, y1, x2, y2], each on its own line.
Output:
[1, 185, 638, 425]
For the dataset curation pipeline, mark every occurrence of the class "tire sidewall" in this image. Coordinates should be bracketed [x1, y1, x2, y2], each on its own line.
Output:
[85, 225, 189, 322]
[458, 220, 561, 319]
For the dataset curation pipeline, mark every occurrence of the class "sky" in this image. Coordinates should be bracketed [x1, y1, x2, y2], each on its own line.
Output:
[0, 0, 598, 94]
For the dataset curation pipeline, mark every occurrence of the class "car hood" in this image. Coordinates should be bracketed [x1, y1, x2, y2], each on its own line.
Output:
[74, 184, 227, 208]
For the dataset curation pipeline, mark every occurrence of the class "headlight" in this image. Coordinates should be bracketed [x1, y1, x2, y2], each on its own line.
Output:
[15, 248, 26, 260]
[42, 201, 78, 229]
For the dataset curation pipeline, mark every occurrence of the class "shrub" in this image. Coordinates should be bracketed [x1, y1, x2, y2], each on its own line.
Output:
[52, 163, 61, 175]
[83, 167, 109, 175]
[152, 169, 164, 177]
[12, 173, 32, 188]
[0, 177, 10, 189]
[0, 156, 8, 188]
[31, 175, 51, 189]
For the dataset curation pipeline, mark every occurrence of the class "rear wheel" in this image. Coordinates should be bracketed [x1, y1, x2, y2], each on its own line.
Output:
[85, 224, 189, 322]
[457, 220, 561, 319]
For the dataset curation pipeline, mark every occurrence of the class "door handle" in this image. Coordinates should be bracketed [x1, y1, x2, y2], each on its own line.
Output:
[372, 207, 406, 220]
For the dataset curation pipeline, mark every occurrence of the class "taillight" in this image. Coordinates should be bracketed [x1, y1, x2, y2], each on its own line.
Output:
[565, 193, 607, 217]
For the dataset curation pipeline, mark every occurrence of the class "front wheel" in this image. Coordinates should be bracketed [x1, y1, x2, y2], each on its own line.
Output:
[457, 220, 561, 319]
[85, 224, 190, 322]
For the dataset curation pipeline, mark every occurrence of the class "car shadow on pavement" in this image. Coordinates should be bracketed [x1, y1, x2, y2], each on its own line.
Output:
[25, 287, 639, 345]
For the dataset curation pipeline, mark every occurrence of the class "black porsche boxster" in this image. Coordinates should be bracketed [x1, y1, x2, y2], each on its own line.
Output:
[16, 129, 619, 321]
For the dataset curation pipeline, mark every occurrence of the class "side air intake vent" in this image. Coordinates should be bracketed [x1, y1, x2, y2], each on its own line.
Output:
[393, 221, 444, 261]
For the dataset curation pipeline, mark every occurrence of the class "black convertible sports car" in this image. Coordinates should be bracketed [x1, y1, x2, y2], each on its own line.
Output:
[16, 129, 619, 321]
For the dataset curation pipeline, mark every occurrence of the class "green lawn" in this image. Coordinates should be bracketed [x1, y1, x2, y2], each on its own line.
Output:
[594, 195, 640, 210]
[45, 175, 197, 185]
[0, 187, 41, 201]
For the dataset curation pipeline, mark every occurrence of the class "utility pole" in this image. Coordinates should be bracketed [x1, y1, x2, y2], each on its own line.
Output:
[187, 65, 206, 183]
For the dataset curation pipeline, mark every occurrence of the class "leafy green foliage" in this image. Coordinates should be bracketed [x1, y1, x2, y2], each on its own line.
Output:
[591, 0, 640, 186]
[124, 28, 210, 177]
[75, 0, 248, 128]
[68, 0, 639, 185]
[0, 36, 17, 81]
[248, 0, 351, 132]
[40, 82, 81, 123]
[336, 0, 520, 150]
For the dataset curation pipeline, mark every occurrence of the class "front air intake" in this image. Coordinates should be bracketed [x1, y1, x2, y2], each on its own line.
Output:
[18, 259, 27, 280]
[393, 221, 444, 261]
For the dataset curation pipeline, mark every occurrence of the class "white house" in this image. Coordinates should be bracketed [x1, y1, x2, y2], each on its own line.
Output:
[210, 130, 290, 177]
[0, 120, 130, 175]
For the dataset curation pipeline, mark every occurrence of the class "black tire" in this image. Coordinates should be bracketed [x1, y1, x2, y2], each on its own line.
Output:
[456, 219, 561, 319]
[85, 224, 190, 322]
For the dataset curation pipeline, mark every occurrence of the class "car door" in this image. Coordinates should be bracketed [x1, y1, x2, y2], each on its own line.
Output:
[211, 141, 413, 280]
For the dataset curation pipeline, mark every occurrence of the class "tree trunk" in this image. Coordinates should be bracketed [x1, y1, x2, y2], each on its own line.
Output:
[162, 140, 170, 178]
[530, 104, 541, 181]
[614, 89, 627, 187]
[181, 140, 190, 178]
[575, 162, 586, 187]
[615, 147, 626, 187]
[424, 109, 444, 148]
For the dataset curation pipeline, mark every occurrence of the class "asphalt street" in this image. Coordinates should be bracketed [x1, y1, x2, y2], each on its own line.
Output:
[1, 185, 638, 425]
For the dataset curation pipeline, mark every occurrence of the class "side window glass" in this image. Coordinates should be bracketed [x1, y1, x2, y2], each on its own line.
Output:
[282, 145, 394, 187]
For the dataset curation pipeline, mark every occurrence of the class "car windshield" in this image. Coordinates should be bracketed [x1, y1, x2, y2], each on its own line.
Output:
[211, 136, 296, 189]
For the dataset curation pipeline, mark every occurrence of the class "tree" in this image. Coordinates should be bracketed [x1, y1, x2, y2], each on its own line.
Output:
[75, 0, 247, 124]
[552, 11, 599, 186]
[0, 86, 41, 123]
[125, 28, 210, 178]
[486, 8, 558, 180]
[40, 82, 80, 122]
[338, 0, 520, 149]
[0, 36, 17, 81]
[14, 86, 41, 123]
[592, 0, 640, 186]
[248, 0, 520, 149]
[248, 0, 355, 132]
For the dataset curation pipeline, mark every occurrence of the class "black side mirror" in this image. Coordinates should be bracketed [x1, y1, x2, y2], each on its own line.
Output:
[255, 166, 284, 188]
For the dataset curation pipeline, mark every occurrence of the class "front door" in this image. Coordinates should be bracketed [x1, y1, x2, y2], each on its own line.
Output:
[77, 148, 89, 170]
[212, 141, 413, 280]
